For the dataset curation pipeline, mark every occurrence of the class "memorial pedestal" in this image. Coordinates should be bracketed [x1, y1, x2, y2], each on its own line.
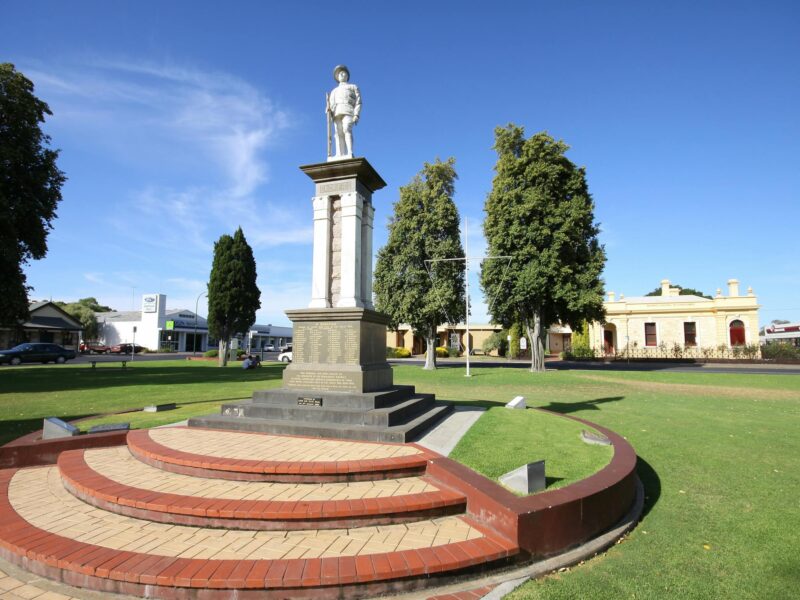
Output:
[282, 308, 392, 394]
[189, 157, 452, 442]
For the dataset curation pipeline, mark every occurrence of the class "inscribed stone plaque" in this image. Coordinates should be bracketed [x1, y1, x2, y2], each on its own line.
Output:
[317, 180, 356, 195]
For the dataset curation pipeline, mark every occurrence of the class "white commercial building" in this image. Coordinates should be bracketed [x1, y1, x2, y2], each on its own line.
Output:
[96, 294, 292, 353]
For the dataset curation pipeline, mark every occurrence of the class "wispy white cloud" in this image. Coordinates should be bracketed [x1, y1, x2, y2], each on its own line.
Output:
[29, 58, 299, 239]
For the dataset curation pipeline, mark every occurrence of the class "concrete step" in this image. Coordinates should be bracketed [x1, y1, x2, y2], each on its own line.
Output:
[251, 385, 417, 410]
[222, 394, 435, 427]
[190, 402, 455, 444]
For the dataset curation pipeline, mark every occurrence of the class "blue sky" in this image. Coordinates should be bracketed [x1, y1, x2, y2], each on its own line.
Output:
[3, 1, 798, 327]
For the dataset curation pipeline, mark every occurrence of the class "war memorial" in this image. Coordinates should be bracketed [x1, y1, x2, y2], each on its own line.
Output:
[0, 66, 640, 599]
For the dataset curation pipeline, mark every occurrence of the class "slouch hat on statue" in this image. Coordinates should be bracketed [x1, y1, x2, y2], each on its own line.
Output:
[333, 65, 350, 81]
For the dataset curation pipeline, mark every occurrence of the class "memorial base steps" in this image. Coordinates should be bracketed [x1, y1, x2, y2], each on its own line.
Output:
[219, 393, 436, 427]
[190, 384, 454, 443]
[251, 385, 419, 409]
[189, 403, 454, 444]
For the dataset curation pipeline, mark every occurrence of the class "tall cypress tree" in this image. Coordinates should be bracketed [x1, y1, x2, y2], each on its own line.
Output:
[481, 126, 606, 372]
[374, 158, 465, 369]
[207, 227, 261, 366]
[0, 64, 65, 327]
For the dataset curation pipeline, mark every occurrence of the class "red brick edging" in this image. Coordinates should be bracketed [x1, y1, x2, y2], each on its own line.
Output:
[58, 449, 466, 530]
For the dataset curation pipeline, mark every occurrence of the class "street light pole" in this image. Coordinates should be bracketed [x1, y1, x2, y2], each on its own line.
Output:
[194, 291, 207, 356]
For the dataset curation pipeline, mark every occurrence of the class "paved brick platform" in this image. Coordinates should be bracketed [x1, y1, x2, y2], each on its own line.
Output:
[128, 428, 433, 481]
[0, 427, 520, 599]
[59, 447, 466, 529]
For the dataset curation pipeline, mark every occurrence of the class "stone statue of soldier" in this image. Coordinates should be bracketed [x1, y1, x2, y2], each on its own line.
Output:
[327, 65, 361, 159]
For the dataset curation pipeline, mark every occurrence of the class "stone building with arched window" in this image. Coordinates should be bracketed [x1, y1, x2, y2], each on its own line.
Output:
[588, 279, 760, 357]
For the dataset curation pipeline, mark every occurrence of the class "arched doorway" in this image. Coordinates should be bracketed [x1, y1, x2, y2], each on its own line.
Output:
[603, 325, 617, 356]
[729, 320, 746, 346]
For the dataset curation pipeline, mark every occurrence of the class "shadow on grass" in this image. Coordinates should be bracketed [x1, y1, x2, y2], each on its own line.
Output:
[539, 396, 625, 414]
[0, 363, 285, 394]
[636, 455, 661, 519]
[446, 398, 505, 409]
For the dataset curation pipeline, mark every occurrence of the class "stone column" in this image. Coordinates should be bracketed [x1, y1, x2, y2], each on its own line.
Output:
[337, 192, 363, 308]
[309, 196, 332, 308]
[360, 201, 375, 309]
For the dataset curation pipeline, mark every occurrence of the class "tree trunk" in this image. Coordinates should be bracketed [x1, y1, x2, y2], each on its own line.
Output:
[526, 312, 546, 372]
[218, 338, 229, 367]
[424, 326, 437, 370]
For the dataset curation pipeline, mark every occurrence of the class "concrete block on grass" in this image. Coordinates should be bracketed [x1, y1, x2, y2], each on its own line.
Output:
[42, 417, 79, 440]
[143, 403, 177, 413]
[499, 460, 546, 494]
[505, 396, 526, 409]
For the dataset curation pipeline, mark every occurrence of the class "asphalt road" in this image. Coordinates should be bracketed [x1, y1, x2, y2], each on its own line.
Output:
[5, 353, 797, 375]
[0, 351, 284, 368]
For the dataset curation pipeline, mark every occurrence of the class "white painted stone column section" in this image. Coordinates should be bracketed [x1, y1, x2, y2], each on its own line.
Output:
[360, 200, 375, 309]
[337, 191, 364, 308]
[309, 195, 332, 308]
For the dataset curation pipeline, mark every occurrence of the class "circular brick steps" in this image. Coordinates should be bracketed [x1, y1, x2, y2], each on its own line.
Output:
[58, 447, 467, 530]
[0, 427, 522, 599]
[127, 428, 433, 482]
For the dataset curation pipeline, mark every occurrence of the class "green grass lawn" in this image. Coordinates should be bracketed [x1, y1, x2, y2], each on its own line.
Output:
[449, 407, 613, 492]
[391, 366, 800, 600]
[0, 360, 284, 443]
[1, 361, 799, 598]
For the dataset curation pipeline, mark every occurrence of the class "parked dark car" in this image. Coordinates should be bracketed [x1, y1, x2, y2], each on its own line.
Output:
[109, 343, 146, 354]
[0, 343, 77, 365]
[80, 341, 111, 354]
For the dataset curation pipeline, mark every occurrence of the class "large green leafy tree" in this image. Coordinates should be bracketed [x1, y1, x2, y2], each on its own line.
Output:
[374, 158, 465, 369]
[0, 64, 65, 328]
[207, 227, 261, 366]
[55, 297, 115, 341]
[481, 126, 606, 372]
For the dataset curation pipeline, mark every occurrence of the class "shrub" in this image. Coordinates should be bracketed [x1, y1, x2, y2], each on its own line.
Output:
[236, 348, 246, 358]
[204, 349, 219, 358]
[761, 343, 800, 360]
[671, 343, 684, 359]
[386, 347, 411, 358]
[742, 343, 760, 359]
[508, 323, 522, 359]
[435, 346, 449, 358]
[482, 330, 508, 357]
[448, 347, 460, 358]
[570, 344, 596, 360]
[158, 346, 176, 353]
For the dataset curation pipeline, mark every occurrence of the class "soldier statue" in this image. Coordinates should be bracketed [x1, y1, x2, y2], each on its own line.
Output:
[326, 65, 361, 159]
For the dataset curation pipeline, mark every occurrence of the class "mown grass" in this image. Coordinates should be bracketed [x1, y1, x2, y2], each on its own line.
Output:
[449, 407, 613, 492]
[0, 360, 283, 444]
[391, 365, 800, 600]
[1, 361, 798, 598]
